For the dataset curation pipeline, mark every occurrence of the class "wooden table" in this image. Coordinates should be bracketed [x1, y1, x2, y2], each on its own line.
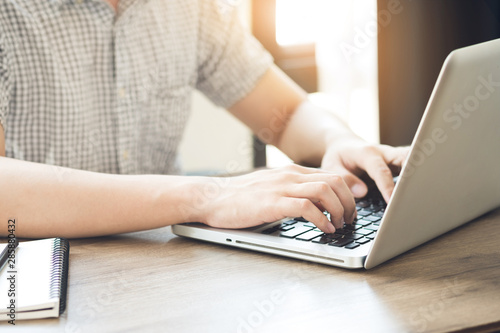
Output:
[4, 208, 500, 333]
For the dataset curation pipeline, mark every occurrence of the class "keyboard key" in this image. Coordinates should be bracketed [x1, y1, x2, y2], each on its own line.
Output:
[301, 222, 317, 228]
[357, 209, 373, 217]
[364, 225, 379, 231]
[345, 242, 360, 249]
[354, 229, 373, 236]
[351, 233, 365, 240]
[328, 237, 354, 247]
[279, 224, 295, 231]
[354, 220, 372, 227]
[344, 224, 363, 231]
[262, 225, 281, 234]
[372, 211, 384, 218]
[312, 233, 340, 244]
[280, 225, 311, 238]
[356, 201, 370, 208]
[356, 238, 371, 245]
[370, 202, 385, 212]
[282, 219, 298, 225]
[363, 215, 381, 222]
[296, 230, 324, 241]
[335, 228, 352, 235]
[294, 217, 308, 222]
[366, 235, 376, 240]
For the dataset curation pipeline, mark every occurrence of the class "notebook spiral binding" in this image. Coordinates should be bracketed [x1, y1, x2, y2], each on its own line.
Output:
[48, 238, 70, 315]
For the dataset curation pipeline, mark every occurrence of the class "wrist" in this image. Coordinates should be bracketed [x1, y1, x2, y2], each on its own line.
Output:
[324, 126, 365, 151]
[160, 175, 219, 225]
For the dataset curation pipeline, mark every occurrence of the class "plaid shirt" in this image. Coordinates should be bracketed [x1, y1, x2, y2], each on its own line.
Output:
[0, 0, 272, 174]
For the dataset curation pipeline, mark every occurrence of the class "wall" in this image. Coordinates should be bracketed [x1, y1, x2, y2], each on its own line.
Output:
[179, 0, 253, 175]
[179, 91, 253, 175]
[378, 0, 500, 146]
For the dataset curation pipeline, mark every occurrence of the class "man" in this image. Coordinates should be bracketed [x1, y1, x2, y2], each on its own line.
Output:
[0, 0, 407, 238]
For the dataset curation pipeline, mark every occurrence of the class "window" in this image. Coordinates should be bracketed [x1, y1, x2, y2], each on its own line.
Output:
[252, 0, 379, 167]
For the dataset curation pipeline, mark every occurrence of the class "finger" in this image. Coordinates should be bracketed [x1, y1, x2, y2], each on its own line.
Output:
[314, 201, 326, 212]
[379, 145, 411, 173]
[285, 163, 360, 178]
[325, 165, 368, 199]
[286, 182, 345, 228]
[345, 174, 368, 199]
[362, 155, 395, 203]
[280, 197, 336, 234]
[295, 173, 357, 224]
[280, 163, 327, 175]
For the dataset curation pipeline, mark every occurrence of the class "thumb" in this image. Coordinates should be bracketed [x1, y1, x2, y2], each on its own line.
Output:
[345, 174, 368, 198]
[349, 179, 368, 198]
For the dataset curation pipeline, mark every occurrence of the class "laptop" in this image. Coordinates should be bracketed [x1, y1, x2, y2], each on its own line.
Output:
[172, 38, 500, 269]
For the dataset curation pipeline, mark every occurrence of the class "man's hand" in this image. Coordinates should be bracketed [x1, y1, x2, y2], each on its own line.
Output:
[197, 165, 357, 234]
[228, 65, 410, 229]
[321, 139, 410, 202]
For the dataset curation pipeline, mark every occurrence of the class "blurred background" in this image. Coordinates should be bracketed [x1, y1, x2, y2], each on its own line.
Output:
[179, 0, 500, 175]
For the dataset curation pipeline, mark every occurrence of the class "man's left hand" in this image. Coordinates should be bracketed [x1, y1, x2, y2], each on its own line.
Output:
[321, 139, 410, 202]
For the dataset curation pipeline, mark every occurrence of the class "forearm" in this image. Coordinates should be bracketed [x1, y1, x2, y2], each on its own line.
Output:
[228, 66, 363, 167]
[276, 100, 362, 167]
[0, 157, 204, 238]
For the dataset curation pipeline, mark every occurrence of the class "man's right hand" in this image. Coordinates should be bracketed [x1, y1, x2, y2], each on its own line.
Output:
[194, 165, 357, 234]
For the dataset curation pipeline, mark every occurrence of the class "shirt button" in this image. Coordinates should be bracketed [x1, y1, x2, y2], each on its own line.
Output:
[122, 150, 129, 160]
[76, 0, 83, 4]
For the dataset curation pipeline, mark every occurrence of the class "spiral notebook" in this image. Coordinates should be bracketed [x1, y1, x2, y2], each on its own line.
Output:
[0, 238, 70, 321]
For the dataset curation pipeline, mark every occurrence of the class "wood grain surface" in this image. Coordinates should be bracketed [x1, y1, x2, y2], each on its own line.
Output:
[3, 208, 500, 333]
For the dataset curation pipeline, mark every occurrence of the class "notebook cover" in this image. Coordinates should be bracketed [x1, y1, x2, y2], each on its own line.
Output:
[0, 238, 70, 321]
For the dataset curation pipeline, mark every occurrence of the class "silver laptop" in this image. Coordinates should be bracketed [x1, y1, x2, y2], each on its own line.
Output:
[172, 38, 500, 269]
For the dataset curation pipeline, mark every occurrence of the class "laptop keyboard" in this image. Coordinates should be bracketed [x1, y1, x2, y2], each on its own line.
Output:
[261, 196, 386, 250]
